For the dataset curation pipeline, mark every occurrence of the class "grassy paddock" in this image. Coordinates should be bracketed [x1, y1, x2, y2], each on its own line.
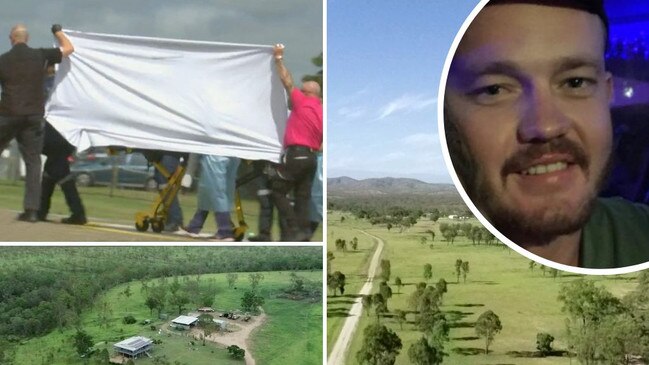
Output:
[13, 270, 322, 365]
[328, 211, 639, 365]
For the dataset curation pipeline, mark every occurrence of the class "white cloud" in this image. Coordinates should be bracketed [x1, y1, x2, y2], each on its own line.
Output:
[378, 94, 437, 120]
[337, 106, 366, 120]
[401, 133, 438, 146]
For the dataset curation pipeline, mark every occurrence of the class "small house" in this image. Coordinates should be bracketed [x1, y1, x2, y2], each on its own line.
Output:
[113, 336, 153, 358]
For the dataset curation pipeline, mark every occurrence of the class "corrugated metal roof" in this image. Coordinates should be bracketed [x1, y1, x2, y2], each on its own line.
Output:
[172, 315, 199, 326]
[114, 336, 153, 352]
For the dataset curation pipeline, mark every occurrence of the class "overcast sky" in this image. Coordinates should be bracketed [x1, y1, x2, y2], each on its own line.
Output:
[0, 0, 322, 81]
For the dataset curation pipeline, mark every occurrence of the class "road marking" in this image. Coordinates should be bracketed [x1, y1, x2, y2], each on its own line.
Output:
[81, 222, 187, 241]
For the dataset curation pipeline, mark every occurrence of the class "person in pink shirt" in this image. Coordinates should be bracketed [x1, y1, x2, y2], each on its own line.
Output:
[272, 43, 323, 241]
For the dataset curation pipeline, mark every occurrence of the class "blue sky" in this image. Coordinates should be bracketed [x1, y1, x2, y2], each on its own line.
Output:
[327, 0, 480, 183]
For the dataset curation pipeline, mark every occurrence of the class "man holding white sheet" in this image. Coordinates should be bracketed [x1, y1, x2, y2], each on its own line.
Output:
[0, 24, 74, 222]
[271, 44, 323, 241]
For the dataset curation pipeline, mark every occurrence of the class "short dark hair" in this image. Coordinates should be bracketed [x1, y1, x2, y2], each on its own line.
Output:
[486, 0, 608, 48]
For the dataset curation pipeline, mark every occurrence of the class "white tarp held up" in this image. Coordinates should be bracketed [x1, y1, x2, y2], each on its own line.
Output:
[45, 30, 288, 162]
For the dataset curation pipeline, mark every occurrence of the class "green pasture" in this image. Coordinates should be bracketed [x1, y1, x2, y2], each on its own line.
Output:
[0, 181, 322, 241]
[13, 270, 322, 365]
[328, 211, 640, 365]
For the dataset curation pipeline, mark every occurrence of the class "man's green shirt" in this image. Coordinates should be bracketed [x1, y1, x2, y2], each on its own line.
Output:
[581, 197, 649, 268]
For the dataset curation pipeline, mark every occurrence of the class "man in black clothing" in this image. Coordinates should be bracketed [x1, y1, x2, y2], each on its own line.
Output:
[0, 24, 74, 222]
[38, 122, 87, 224]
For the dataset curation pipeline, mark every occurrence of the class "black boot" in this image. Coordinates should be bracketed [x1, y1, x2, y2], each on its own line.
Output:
[37, 175, 57, 221]
[60, 179, 87, 225]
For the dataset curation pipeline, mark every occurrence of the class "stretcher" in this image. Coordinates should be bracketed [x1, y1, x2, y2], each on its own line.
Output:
[131, 150, 264, 241]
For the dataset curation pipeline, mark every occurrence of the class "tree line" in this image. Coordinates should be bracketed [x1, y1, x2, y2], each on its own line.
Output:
[0, 247, 320, 340]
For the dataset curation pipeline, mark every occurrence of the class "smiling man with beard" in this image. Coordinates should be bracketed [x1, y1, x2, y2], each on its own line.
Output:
[444, 0, 649, 268]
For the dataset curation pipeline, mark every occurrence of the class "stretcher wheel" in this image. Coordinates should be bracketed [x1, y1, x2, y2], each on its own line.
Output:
[135, 219, 149, 232]
[234, 227, 246, 242]
[151, 219, 164, 233]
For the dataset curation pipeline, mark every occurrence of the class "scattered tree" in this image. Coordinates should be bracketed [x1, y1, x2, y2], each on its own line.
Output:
[475, 310, 502, 354]
[408, 336, 444, 365]
[241, 291, 265, 313]
[362, 295, 373, 317]
[227, 345, 246, 360]
[423, 264, 433, 282]
[248, 273, 264, 291]
[536, 332, 554, 356]
[356, 323, 403, 365]
[394, 277, 403, 294]
[72, 329, 93, 357]
[395, 309, 406, 330]
[226, 273, 238, 289]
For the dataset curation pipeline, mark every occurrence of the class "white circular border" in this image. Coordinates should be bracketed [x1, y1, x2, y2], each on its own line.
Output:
[437, 0, 649, 275]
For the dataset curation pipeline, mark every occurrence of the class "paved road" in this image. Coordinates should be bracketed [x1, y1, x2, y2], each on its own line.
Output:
[327, 230, 385, 365]
[0, 209, 191, 242]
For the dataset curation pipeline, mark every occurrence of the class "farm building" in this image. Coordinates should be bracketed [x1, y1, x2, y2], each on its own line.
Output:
[113, 336, 153, 358]
[197, 307, 214, 312]
[171, 315, 198, 330]
[213, 319, 228, 330]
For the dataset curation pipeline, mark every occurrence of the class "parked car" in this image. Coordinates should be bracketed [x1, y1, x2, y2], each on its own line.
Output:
[71, 152, 158, 190]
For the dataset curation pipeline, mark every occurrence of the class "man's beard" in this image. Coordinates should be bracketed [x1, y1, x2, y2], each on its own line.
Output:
[444, 111, 612, 247]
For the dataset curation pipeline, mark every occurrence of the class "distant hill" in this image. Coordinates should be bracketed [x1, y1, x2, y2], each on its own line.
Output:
[328, 176, 466, 214]
[328, 176, 458, 196]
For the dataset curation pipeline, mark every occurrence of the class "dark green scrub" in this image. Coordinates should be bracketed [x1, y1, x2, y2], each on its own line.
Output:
[580, 197, 649, 268]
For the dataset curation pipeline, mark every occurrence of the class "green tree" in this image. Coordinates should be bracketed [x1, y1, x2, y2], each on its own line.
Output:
[423, 264, 433, 282]
[227, 344, 246, 360]
[198, 314, 217, 345]
[394, 309, 406, 330]
[351, 237, 359, 250]
[327, 251, 335, 274]
[475, 310, 502, 354]
[379, 281, 393, 301]
[72, 329, 93, 357]
[226, 273, 238, 289]
[241, 290, 264, 313]
[328, 271, 346, 296]
[536, 332, 554, 356]
[461, 261, 469, 283]
[435, 279, 448, 304]
[380, 260, 391, 282]
[394, 277, 403, 294]
[301, 52, 323, 90]
[248, 273, 264, 291]
[454, 259, 462, 283]
[168, 292, 190, 314]
[356, 323, 403, 365]
[408, 336, 444, 365]
[362, 295, 373, 317]
[145, 296, 161, 316]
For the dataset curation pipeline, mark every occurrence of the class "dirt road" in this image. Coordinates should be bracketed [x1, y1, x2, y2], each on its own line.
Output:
[186, 312, 267, 365]
[327, 230, 385, 365]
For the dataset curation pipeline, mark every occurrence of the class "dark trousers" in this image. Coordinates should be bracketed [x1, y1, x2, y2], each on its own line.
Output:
[39, 122, 85, 219]
[271, 146, 317, 241]
[0, 115, 45, 211]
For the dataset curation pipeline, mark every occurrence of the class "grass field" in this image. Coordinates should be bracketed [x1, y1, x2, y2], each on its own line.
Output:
[13, 270, 323, 365]
[328, 211, 640, 365]
[0, 180, 322, 241]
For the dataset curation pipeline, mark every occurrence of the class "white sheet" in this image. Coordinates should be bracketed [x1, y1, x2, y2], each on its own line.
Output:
[45, 30, 287, 162]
